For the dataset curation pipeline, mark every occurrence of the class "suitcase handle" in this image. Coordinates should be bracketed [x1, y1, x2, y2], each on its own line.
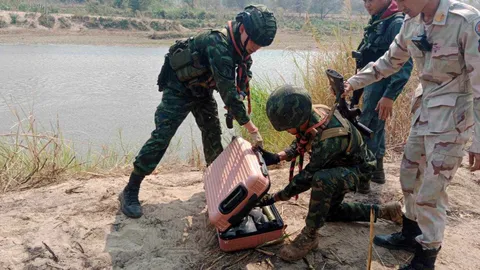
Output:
[219, 184, 248, 214]
[227, 193, 259, 226]
[254, 150, 269, 177]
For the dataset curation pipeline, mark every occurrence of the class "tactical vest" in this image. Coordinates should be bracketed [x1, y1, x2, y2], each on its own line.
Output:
[303, 104, 355, 154]
[357, 12, 404, 68]
[165, 28, 231, 90]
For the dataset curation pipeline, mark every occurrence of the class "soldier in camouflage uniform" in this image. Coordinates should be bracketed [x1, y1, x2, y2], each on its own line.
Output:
[345, 0, 480, 268]
[257, 85, 403, 262]
[119, 5, 277, 219]
[354, 0, 413, 190]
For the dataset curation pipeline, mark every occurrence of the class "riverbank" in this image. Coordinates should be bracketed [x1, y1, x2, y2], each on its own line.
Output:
[0, 10, 327, 50]
[0, 27, 319, 50]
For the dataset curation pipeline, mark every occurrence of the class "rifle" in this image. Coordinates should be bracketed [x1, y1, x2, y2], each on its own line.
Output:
[325, 69, 373, 139]
[350, 50, 365, 108]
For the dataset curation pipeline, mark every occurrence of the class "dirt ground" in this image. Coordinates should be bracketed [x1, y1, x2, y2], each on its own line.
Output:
[0, 157, 479, 270]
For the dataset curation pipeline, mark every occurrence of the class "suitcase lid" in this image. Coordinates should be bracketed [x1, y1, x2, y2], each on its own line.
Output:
[203, 137, 270, 232]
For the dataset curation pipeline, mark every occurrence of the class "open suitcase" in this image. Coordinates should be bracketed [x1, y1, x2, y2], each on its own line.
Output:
[203, 136, 285, 252]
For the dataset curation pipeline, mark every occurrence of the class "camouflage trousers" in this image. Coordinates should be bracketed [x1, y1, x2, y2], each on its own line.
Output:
[306, 166, 380, 229]
[133, 86, 223, 176]
[401, 122, 469, 249]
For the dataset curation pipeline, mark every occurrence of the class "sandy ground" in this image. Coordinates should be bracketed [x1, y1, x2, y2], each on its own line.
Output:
[0, 157, 479, 270]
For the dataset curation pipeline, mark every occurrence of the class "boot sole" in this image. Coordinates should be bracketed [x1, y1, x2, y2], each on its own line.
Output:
[371, 179, 386, 184]
[373, 238, 417, 253]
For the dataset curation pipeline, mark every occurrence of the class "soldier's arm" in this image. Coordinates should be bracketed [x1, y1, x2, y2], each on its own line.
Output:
[461, 18, 480, 154]
[383, 20, 414, 101]
[206, 34, 250, 125]
[348, 22, 411, 91]
[277, 136, 348, 200]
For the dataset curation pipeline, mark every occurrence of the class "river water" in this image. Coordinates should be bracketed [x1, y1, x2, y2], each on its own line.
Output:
[0, 44, 311, 161]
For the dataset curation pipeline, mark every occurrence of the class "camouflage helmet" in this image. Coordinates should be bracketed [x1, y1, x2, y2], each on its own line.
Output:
[236, 4, 277, 47]
[266, 85, 312, 131]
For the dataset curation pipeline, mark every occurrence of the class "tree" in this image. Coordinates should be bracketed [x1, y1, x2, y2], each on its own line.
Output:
[309, 0, 343, 19]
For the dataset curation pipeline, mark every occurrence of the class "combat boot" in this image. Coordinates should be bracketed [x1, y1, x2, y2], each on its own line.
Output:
[374, 215, 422, 252]
[371, 157, 386, 184]
[279, 226, 319, 262]
[357, 180, 371, 194]
[378, 202, 403, 224]
[119, 173, 144, 218]
[399, 245, 440, 270]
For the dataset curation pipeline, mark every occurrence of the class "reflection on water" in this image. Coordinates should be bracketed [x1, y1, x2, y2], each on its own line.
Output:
[0, 44, 311, 161]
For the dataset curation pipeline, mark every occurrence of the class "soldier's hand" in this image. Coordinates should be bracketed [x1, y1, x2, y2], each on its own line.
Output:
[342, 81, 354, 98]
[256, 193, 282, 207]
[469, 151, 480, 171]
[256, 147, 280, 166]
[376, 97, 394, 120]
[250, 130, 264, 148]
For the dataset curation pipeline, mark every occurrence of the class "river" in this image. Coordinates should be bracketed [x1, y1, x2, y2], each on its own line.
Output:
[0, 44, 311, 161]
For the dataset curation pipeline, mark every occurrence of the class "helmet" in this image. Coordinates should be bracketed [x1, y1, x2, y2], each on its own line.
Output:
[266, 85, 312, 131]
[236, 4, 277, 47]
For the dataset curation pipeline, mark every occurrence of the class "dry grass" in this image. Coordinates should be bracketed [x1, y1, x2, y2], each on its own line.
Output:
[0, 103, 136, 193]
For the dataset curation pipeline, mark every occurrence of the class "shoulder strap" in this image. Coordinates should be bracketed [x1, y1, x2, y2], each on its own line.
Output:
[319, 111, 351, 141]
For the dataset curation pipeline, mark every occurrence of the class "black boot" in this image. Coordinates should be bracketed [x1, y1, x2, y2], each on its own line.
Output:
[357, 180, 371, 194]
[119, 172, 145, 218]
[399, 245, 440, 270]
[371, 157, 385, 184]
[374, 215, 422, 252]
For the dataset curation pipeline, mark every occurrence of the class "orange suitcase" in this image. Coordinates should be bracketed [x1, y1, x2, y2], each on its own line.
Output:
[203, 136, 285, 252]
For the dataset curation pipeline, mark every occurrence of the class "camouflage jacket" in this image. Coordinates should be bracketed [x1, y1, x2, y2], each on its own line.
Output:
[166, 25, 252, 125]
[348, 0, 480, 154]
[278, 109, 376, 200]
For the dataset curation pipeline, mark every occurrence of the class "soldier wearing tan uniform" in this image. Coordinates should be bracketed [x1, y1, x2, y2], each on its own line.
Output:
[344, 0, 480, 269]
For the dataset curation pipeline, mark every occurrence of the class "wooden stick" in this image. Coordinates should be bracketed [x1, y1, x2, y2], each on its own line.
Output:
[367, 206, 375, 270]
[42, 241, 59, 262]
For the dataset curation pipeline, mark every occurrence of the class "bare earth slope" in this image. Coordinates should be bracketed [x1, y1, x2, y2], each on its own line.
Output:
[0, 160, 479, 270]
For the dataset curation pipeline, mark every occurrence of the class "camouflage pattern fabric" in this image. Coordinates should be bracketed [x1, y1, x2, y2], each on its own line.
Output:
[276, 109, 378, 229]
[133, 87, 223, 176]
[266, 85, 312, 131]
[132, 23, 262, 175]
[401, 122, 469, 249]
[358, 7, 413, 159]
[241, 5, 277, 46]
[348, 0, 480, 248]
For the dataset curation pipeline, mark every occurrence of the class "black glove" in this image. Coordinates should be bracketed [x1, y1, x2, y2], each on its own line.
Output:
[257, 147, 280, 166]
[256, 193, 277, 207]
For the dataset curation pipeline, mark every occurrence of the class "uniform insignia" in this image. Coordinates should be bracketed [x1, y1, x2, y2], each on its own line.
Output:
[475, 21, 480, 36]
[435, 13, 445, 23]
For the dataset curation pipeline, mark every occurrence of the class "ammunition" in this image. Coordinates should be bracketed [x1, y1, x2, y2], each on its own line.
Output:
[262, 206, 276, 221]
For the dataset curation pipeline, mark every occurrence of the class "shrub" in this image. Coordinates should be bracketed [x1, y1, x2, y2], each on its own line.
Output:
[9, 13, 18, 24]
[129, 19, 148, 31]
[38, 14, 55, 28]
[179, 19, 200, 29]
[84, 17, 100, 29]
[58, 17, 71, 29]
[0, 18, 7, 28]
[119, 19, 129, 29]
[99, 17, 120, 29]
[149, 21, 166, 31]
